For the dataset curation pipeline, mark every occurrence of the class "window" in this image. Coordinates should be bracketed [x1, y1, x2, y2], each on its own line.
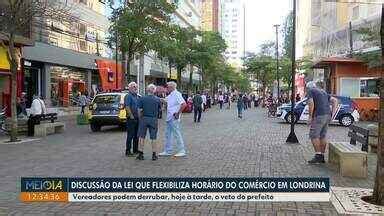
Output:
[79, 40, 87, 51]
[340, 77, 379, 98]
[360, 78, 379, 97]
[340, 78, 360, 97]
[352, 6, 359, 20]
[79, 23, 87, 36]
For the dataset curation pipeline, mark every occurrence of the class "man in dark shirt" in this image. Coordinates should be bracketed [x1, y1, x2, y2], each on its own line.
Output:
[136, 84, 161, 161]
[124, 82, 140, 157]
[307, 81, 338, 164]
[192, 91, 203, 123]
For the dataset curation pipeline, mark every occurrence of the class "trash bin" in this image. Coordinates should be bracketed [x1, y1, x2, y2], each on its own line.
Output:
[76, 114, 89, 125]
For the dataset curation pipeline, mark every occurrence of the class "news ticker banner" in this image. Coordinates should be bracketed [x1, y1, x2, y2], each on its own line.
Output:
[20, 177, 330, 202]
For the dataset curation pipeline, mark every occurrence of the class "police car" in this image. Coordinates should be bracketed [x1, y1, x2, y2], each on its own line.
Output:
[277, 96, 359, 127]
[88, 92, 128, 132]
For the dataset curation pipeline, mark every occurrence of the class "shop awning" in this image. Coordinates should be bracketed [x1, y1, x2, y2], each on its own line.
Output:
[313, 57, 363, 68]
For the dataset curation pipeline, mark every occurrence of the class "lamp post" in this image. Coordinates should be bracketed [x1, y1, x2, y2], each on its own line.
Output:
[286, 0, 299, 144]
[273, 24, 280, 103]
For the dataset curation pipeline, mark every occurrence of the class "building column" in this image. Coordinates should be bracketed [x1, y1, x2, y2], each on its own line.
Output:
[43, 64, 51, 106]
[87, 70, 92, 95]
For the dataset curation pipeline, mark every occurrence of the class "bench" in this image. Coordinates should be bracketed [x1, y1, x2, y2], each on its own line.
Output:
[38, 113, 58, 123]
[329, 125, 369, 178]
[34, 122, 65, 137]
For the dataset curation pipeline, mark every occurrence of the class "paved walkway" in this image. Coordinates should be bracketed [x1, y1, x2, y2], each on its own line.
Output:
[0, 106, 377, 215]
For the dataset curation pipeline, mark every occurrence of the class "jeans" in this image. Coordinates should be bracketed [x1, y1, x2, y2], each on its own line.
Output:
[164, 120, 186, 154]
[194, 106, 202, 122]
[126, 119, 139, 153]
[219, 101, 223, 109]
[237, 106, 243, 117]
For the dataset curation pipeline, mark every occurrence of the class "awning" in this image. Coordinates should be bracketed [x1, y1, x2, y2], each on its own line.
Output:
[313, 57, 363, 68]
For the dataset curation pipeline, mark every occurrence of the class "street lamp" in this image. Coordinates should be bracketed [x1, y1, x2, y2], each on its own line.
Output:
[273, 24, 280, 104]
[286, 0, 299, 144]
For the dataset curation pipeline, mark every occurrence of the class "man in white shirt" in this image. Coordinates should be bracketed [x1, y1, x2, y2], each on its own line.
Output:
[201, 93, 207, 112]
[27, 95, 47, 136]
[159, 81, 187, 157]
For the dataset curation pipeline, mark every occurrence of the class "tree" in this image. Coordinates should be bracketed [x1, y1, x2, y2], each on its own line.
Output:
[108, 0, 175, 86]
[157, 25, 198, 88]
[282, 12, 293, 59]
[194, 31, 227, 91]
[244, 42, 276, 99]
[354, 22, 381, 68]
[0, 0, 74, 142]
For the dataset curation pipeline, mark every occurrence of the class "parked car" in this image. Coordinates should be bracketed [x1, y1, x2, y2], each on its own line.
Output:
[277, 96, 359, 127]
[88, 92, 127, 132]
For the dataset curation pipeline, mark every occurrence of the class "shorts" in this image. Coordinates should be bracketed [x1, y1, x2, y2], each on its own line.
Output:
[138, 116, 158, 139]
[309, 114, 331, 139]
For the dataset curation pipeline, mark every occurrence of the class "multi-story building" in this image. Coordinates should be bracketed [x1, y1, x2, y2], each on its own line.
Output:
[201, 0, 220, 32]
[219, 0, 245, 68]
[304, 0, 381, 59]
[22, 0, 116, 108]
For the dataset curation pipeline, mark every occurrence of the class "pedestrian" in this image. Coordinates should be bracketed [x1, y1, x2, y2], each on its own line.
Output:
[27, 95, 47, 136]
[307, 81, 338, 164]
[136, 84, 161, 161]
[218, 92, 224, 110]
[124, 82, 140, 157]
[243, 94, 248, 110]
[226, 94, 231, 109]
[237, 94, 244, 119]
[159, 81, 187, 157]
[78, 91, 87, 115]
[207, 94, 212, 109]
[17, 92, 27, 118]
[192, 91, 203, 123]
[201, 93, 207, 112]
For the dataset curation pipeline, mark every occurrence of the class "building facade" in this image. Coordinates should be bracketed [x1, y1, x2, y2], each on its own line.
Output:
[219, 0, 245, 68]
[201, 0, 220, 32]
[304, 0, 381, 59]
[22, 0, 117, 109]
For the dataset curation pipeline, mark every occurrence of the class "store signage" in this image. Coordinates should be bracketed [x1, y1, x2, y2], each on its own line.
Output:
[107, 68, 114, 82]
[86, 32, 96, 42]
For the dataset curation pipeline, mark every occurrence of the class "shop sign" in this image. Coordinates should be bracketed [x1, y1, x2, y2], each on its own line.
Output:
[85, 32, 96, 42]
[0, 46, 10, 70]
[107, 68, 114, 82]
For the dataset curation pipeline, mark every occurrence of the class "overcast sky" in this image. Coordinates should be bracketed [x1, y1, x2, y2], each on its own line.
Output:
[244, 0, 292, 54]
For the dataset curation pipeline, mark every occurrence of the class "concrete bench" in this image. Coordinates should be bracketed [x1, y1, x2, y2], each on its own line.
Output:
[329, 125, 369, 178]
[34, 122, 65, 137]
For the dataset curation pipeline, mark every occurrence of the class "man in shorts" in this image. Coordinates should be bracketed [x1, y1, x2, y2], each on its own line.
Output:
[136, 84, 161, 161]
[307, 81, 338, 164]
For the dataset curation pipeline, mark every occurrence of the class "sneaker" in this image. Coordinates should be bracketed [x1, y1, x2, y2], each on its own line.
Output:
[152, 153, 158, 161]
[308, 154, 325, 164]
[173, 152, 186, 157]
[159, 151, 172, 156]
[136, 153, 144, 160]
[125, 151, 134, 157]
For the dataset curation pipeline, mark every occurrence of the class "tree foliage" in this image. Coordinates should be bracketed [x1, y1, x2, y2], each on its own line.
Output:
[0, 0, 75, 142]
[354, 22, 381, 68]
[108, 0, 175, 84]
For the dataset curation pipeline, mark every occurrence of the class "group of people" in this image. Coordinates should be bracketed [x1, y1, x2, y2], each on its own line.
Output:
[124, 81, 187, 161]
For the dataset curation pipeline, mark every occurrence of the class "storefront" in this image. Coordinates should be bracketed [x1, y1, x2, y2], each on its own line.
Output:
[0, 46, 23, 116]
[23, 42, 121, 108]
